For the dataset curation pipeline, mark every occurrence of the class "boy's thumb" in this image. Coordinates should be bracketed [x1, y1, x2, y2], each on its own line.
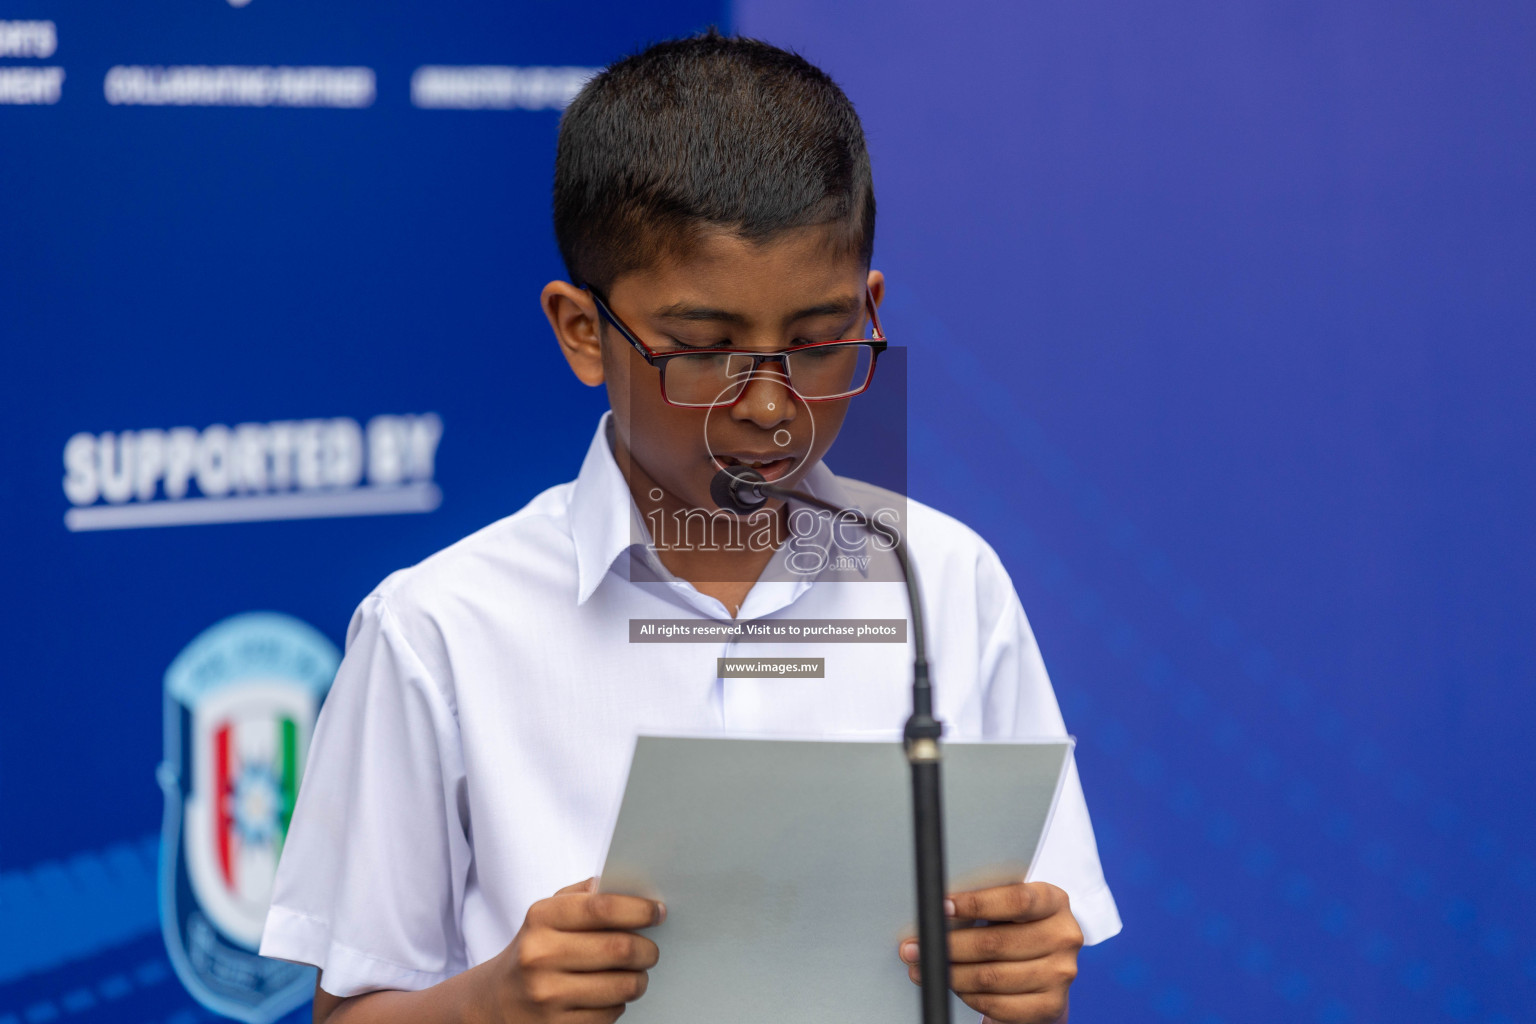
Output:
[555, 876, 598, 895]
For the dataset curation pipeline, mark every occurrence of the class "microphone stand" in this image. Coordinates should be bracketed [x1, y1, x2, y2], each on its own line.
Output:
[711, 468, 952, 1024]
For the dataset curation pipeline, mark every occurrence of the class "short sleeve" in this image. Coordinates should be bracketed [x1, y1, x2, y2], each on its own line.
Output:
[259, 591, 472, 996]
[978, 564, 1123, 946]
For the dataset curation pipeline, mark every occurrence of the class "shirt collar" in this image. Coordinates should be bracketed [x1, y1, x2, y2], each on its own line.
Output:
[567, 413, 875, 607]
[569, 413, 655, 605]
[792, 460, 873, 568]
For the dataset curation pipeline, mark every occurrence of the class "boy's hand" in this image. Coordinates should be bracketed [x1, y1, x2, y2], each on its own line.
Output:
[898, 881, 1081, 1024]
[490, 878, 663, 1024]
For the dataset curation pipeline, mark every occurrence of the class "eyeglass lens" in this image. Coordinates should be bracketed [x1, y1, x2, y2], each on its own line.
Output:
[662, 343, 875, 406]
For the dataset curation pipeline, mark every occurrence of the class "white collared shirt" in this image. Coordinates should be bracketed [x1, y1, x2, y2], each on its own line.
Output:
[260, 414, 1121, 997]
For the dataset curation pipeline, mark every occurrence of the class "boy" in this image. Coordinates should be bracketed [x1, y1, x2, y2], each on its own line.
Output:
[260, 31, 1120, 1024]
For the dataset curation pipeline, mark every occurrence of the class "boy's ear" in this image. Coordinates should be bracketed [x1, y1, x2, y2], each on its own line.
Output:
[867, 269, 885, 310]
[541, 280, 605, 387]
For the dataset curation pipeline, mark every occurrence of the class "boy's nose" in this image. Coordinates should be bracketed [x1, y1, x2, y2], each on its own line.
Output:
[730, 368, 797, 429]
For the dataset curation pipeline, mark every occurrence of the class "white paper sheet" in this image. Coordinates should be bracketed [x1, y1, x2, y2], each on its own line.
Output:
[597, 734, 1074, 1023]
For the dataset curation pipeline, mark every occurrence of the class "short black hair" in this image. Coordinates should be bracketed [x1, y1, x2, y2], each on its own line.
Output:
[553, 31, 875, 292]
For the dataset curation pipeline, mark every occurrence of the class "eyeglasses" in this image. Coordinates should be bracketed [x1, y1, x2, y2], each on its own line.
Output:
[587, 285, 888, 409]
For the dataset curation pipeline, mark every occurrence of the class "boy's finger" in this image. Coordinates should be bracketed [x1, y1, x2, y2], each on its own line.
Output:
[537, 891, 667, 931]
[957, 991, 1067, 1024]
[947, 882, 1067, 924]
[945, 921, 1064, 964]
[549, 931, 661, 972]
[556, 969, 651, 1008]
[560, 1012, 626, 1024]
[556, 877, 598, 896]
[898, 923, 1058, 967]
[915, 958, 1051, 994]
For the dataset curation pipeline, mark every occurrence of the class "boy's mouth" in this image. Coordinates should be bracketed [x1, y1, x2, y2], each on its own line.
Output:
[712, 453, 798, 483]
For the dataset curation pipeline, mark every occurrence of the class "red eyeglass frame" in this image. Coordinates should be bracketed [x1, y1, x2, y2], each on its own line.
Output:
[586, 285, 888, 409]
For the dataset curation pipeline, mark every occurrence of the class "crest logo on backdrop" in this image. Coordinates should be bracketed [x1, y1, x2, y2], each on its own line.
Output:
[158, 612, 340, 1023]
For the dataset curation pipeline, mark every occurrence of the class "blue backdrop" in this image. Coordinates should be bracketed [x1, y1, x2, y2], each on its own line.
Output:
[3, 2, 1533, 1023]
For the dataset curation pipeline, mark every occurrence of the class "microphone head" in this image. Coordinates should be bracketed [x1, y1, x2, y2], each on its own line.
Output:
[710, 465, 768, 513]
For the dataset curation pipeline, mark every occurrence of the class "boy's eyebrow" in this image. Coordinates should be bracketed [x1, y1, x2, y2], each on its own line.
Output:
[654, 304, 749, 325]
[652, 295, 864, 326]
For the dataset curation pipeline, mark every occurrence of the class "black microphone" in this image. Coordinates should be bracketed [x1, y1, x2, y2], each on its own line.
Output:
[707, 465, 952, 1024]
[709, 464, 770, 513]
